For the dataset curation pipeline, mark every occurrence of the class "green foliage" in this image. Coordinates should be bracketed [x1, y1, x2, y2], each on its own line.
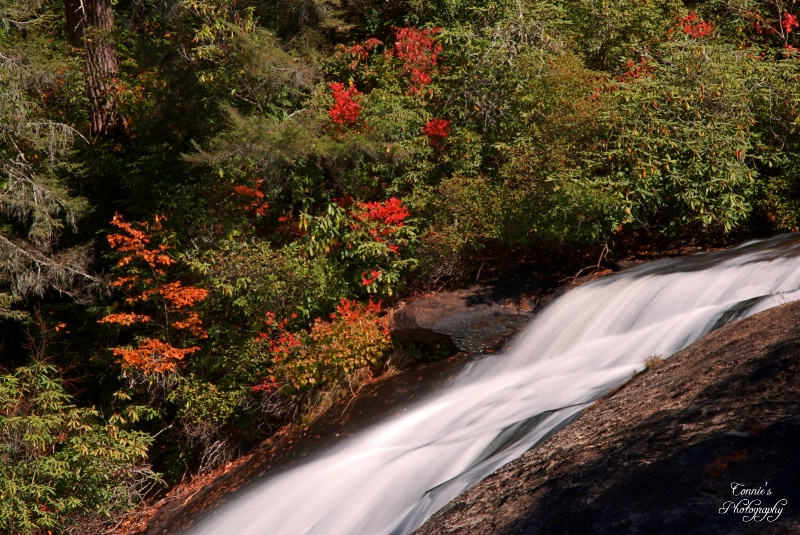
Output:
[193, 240, 349, 326]
[581, 42, 794, 233]
[166, 375, 242, 470]
[169, 376, 239, 428]
[564, 0, 683, 71]
[0, 361, 158, 534]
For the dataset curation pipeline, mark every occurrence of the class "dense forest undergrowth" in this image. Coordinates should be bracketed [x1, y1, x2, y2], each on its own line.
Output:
[3, 0, 800, 532]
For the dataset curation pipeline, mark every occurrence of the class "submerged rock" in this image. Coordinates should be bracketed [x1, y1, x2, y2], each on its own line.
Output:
[415, 301, 800, 535]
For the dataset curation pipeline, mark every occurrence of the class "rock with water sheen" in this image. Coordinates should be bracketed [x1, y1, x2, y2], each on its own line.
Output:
[389, 286, 537, 354]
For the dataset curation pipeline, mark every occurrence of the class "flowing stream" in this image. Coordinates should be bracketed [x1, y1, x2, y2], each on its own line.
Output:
[186, 234, 800, 535]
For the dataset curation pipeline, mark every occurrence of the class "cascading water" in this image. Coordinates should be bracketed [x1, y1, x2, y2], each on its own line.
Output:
[186, 234, 800, 535]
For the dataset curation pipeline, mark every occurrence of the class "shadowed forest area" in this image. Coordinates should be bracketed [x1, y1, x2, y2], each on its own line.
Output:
[2, 0, 800, 532]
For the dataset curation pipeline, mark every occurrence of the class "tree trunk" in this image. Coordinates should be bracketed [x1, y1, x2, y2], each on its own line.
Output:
[63, 0, 124, 138]
[63, 0, 84, 47]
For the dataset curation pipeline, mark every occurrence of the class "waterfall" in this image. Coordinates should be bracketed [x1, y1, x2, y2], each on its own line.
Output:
[185, 234, 800, 535]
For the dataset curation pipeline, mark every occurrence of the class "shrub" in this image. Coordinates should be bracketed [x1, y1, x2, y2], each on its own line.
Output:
[194, 240, 349, 328]
[167, 376, 242, 471]
[643, 355, 663, 368]
[0, 361, 158, 534]
[252, 299, 392, 396]
[582, 42, 770, 234]
[301, 197, 419, 296]
[99, 214, 209, 379]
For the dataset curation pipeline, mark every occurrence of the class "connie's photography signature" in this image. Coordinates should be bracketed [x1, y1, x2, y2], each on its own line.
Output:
[719, 482, 788, 522]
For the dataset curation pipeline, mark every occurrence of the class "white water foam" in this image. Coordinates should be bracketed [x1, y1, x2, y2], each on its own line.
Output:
[186, 234, 800, 535]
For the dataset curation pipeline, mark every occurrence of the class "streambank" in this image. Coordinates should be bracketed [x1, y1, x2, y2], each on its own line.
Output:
[148, 234, 800, 535]
[140, 236, 798, 535]
[135, 244, 724, 534]
[140, 272, 564, 535]
[415, 300, 800, 535]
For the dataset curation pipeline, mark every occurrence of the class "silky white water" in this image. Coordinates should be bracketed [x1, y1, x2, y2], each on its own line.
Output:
[187, 234, 800, 535]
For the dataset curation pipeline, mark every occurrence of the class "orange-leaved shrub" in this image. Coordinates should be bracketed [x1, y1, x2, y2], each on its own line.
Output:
[99, 214, 208, 376]
[232, 179, 269, 216]
[252, 299, 391, 395]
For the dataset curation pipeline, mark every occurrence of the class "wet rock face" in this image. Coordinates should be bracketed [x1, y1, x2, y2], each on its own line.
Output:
[415, 301, 800, 535]
[389, 286, 538, 354]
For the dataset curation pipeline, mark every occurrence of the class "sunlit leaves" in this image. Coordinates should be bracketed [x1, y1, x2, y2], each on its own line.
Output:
[251, 299, 391, 395]
[0, 362, 157, 534]
[99, 214, 208, 376]
[582, 41, 785, 233]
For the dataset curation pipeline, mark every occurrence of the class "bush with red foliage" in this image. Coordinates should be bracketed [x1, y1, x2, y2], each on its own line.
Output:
[391, 27, 443, 93]
[748, 11, 799, 48]
[298, 196, 416, 295]
[251, 299, 390, 394]
[352, 196, 411, 246]
[348, 198, 413, 293]
[423, 118, 451, 147]
[361, 269, 382, 286]
[99, 214, 208, 376]
[356, 197, 411, 227]
[783, 13, 799, 34]
[680, 13, 713, 38]
[233, 181, 269, 216]
[328, 82, 362, 126]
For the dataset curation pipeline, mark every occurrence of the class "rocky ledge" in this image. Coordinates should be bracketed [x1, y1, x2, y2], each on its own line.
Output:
[415, 300, 800, 535]
[389, 285, 541, 354]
